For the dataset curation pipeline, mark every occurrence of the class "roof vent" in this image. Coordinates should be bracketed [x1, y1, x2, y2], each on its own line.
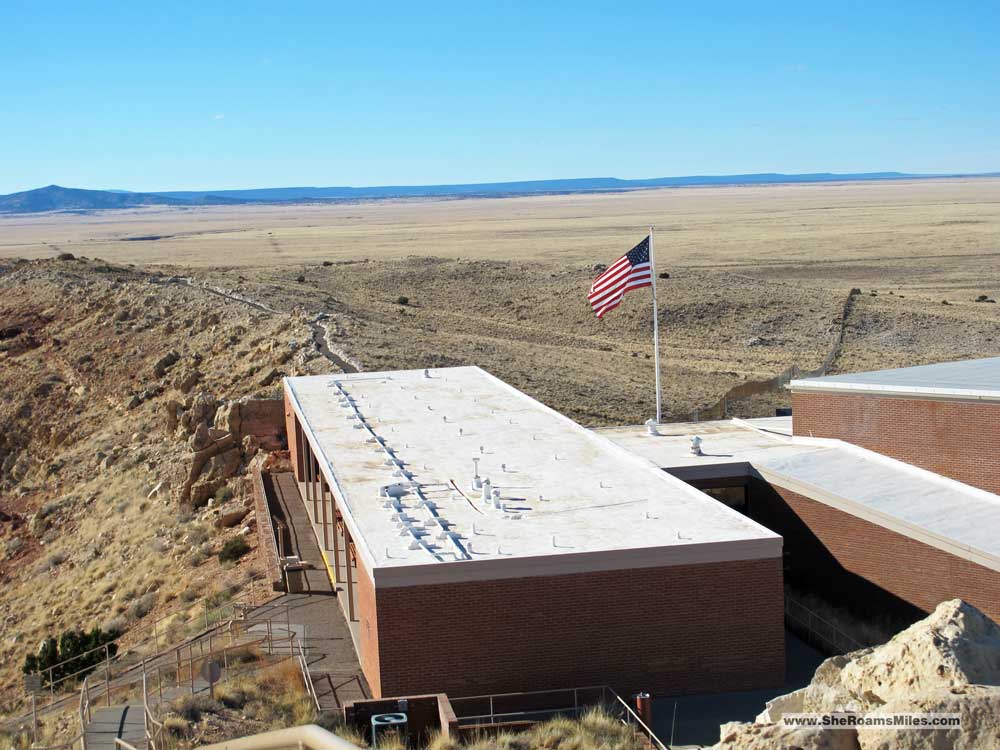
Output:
[690, 435, 704, 456]
[645, 419, 660, 436]
[471, 458, 482, 490]
[423, 368, 431, 378]
[480, 478, 492, 502]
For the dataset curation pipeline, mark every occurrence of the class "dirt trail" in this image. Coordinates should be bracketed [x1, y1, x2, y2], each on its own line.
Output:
[178, 277, 359, 373]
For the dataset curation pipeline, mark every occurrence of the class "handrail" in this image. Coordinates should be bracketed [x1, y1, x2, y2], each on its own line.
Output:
[784, 595, 864, 654]
[198, 724, 362, 750]
[114, 739, 141, 750]
[16, 579, 272, 707]
[605, 687, 668, 750]
[293, 634, 321, 712]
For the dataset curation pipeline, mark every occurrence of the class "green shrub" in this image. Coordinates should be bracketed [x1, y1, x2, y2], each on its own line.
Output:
[22, 626, 120, 687]
[218, 537, 250, 563]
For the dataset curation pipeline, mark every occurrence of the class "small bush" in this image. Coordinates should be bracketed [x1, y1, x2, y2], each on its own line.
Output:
[395, 296, 409, 306]
[129, 592, 157, 620]
[218, 537, 250, 563]
[173, 693, 222, 722]
[162, 716, 190, 738]
[23, 626, 120, 687]
[187, 524, 211, 546]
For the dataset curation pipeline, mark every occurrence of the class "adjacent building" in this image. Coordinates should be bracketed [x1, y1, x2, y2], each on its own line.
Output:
[283, 367, 784, 699]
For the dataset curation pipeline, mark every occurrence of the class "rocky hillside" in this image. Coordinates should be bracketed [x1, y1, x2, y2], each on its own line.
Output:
[0, 257, 338, 710]
[717, 599, 1000, 749]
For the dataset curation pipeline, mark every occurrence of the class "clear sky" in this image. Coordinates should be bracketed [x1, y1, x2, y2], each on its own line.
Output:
[2, 1, 998, 193]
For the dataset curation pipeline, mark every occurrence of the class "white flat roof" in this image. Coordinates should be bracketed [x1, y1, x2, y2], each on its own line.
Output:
[754, 441, 1000, 573]
[789, 357, 1000, 401]
[596, 417, 808, 475]
[601, 418, 1000, 573]
[284, 367, 780, 586]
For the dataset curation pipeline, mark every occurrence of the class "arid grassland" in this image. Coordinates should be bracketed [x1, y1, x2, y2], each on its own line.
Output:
[0, 178, 997, 741]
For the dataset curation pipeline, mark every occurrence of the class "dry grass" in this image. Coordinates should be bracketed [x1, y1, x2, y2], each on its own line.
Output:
[425, 708, 646, 750]
[161, 660, 316, 748]
[2, 178, 998, 270]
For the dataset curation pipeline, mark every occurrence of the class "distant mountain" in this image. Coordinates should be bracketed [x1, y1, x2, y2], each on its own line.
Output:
[150, 171, 1000, 202]
[0, 185, 252, 214]
[0, 185, 190, 213]
[3, 172, 997, 214]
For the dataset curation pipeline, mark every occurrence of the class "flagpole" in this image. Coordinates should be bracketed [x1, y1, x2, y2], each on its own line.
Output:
[649, 225, 663, 423]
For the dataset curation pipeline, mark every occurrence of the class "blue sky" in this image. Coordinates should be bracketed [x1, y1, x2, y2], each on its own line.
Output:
[2, 1, 998, 193]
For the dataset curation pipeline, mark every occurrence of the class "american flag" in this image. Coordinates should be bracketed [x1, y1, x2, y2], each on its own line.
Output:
[588, 236, 653, 318]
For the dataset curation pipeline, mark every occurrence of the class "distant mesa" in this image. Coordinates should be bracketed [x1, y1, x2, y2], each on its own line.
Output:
[2, 172, 998, 214]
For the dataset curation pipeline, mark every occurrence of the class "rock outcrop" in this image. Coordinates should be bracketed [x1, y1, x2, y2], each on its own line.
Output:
[719, 600, 1000, 750]
[173, 393, 285, 505]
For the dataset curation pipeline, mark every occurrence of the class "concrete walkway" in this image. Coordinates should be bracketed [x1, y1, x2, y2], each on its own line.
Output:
[256, 472, 368, 710]
[83, 705, 146, 750]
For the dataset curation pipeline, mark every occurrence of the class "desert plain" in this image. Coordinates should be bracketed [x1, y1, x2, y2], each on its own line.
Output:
[3, 177, 997, 424]
[0, 175, 998, 725]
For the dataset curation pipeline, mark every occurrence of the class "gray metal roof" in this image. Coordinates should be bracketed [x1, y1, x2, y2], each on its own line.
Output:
[790, 357, 1000, 400]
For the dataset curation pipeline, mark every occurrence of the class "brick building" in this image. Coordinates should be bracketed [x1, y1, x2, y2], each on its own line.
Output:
[280, 357, 999, 701]
[602, 356, 1000, 628]
[283, 367, 784, 699]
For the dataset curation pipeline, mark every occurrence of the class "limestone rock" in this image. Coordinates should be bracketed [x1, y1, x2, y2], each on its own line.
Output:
[214, 401, 241, 436]
[180, 392, 217, 434]
[857, 685, 1000, 750]
[840, 599, 1000, 709]
[152, 349, 180, 378]
[189, 422, 211, 452]
[173, 368, 202, 394]
[735, 601, 1000, 750]
[205, 447, 242, 481]
[188, 476, 224, 508]
[717, 721, 859, 750]
[214, 504, 250, 529]
[164, 399, 182, 433]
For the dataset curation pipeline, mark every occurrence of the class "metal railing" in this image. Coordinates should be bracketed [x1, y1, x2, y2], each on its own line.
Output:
[3, 582, 279, 729]
[449, 685, 667, 750]
[785, 595, 864, 655]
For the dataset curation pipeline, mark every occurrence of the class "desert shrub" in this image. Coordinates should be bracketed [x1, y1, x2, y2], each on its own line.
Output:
[23, 626, 120, 687]
[396, 295, 409, 305]
[317, 712, 369, 747]
[100, 616, 127, 635]
[162, 716, 190, 738]
[173, 693, 222, 722]
[188, 524, 209, 546]
[129, 592, 157, 620]
[41, 550, 68, 571]
[218, 537, 250, 563]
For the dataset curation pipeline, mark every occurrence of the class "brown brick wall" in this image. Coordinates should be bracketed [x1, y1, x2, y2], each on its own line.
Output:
[749, 479, 1000, 625]
[356, 555, 382, 698]
[791, 391, 1000, 494]
[365, 558, 785, 699]
[284, 391, 305, 481]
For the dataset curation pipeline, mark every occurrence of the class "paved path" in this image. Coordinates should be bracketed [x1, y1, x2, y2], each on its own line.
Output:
[256, 472, 368, 710]
[83, 705, 146, 750]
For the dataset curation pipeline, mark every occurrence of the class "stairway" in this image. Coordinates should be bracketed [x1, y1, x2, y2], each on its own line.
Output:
[83, 704, 147, 750]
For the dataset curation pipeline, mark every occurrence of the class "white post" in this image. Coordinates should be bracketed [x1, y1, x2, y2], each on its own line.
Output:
[649, 226, 663, 423]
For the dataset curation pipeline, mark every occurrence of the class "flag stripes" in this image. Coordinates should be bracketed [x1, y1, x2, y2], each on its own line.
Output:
[587, 236, 653, 318]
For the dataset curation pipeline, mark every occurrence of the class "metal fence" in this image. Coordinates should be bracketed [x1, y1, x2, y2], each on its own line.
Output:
[449, 685, 667, 750]
[785, 595, 864, 655]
